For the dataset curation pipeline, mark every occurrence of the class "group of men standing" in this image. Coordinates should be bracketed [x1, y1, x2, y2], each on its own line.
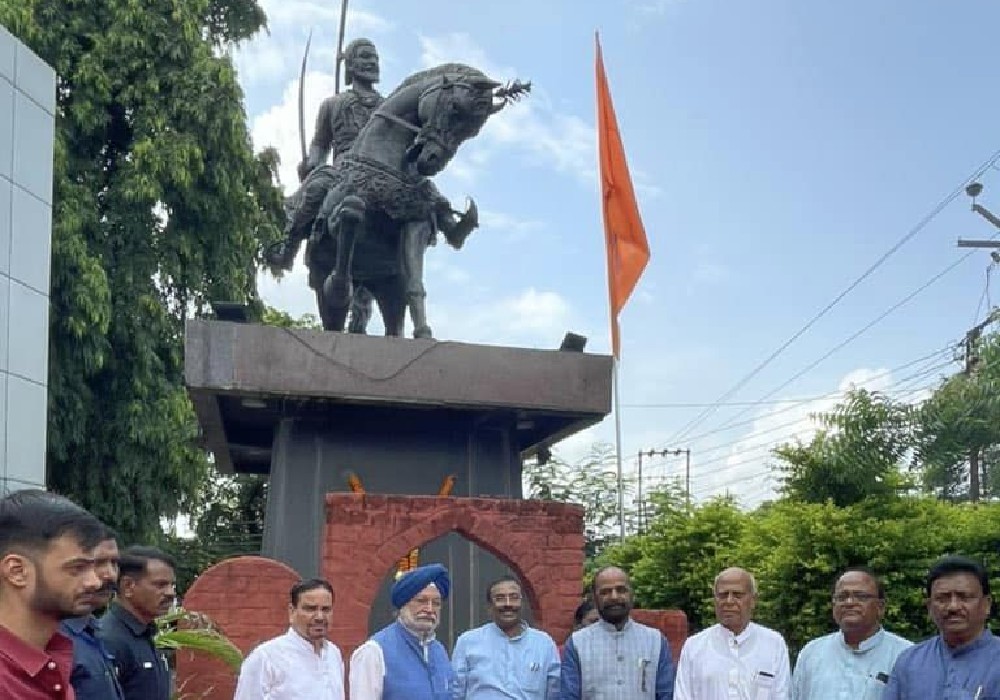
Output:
[2, 486, 998, 700]
[0, 489, 178, 700]
[234, 563, 676, 700]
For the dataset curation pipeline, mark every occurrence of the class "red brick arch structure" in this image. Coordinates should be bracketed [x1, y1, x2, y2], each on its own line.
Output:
[322, 494, 587, 659]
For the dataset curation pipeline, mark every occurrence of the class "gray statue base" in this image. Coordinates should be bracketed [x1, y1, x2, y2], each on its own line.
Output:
[184, 320, 612, 642]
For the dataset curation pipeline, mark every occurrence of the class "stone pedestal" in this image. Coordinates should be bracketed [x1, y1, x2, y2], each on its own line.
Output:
[184, 320, 612, 642]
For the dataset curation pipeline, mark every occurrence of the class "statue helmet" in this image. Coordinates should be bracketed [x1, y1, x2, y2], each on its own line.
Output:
[342, 38, 378, 85]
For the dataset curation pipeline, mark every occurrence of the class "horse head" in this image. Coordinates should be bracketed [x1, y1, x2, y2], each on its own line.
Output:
[405, 67, 532, 177]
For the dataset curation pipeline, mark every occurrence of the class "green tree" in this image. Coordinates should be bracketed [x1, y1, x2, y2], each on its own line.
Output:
[917, 331, 1000, 500]
[2, 0, 284, 543]
[774, 390, 914, 507]
[523, 442, 638, 557]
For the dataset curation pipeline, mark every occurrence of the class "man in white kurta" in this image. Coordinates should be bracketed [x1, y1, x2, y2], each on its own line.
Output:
[674, 567, 790, 700]
[234, 578, 344, 700]
[791, 568, 911, 700]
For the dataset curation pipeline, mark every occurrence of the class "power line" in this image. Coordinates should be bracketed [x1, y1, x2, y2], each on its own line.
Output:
[672, 347, 957, 448]
[664, 148, 1000, 446]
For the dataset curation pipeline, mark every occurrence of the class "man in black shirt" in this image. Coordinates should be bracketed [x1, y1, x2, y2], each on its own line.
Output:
[99, 546, 175, 700]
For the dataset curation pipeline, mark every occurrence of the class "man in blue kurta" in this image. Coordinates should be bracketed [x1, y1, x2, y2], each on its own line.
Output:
[452, 575, 560, 699]
[561, 566, 674, 700]
[883, 555, 1000, 699]
[350, 564, 455, 700]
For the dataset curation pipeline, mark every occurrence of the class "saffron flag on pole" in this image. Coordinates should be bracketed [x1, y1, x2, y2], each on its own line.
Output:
[596, 33, 650, 359]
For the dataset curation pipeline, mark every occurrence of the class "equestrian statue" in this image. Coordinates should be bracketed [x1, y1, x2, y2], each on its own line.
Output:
[267, 35, 530, 339]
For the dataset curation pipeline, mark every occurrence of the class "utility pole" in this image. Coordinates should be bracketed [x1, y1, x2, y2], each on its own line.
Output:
[959, 182, 1000, 502]
[636, 447, 691, 531]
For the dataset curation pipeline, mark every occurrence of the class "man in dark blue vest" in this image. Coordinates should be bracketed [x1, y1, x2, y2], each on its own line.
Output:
[349, 564, 454, 700]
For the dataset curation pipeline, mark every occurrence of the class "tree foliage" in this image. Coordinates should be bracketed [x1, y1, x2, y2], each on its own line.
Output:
[775, 390, 915, 507]
[523, 443, 639, 558]
[600, 495, 1000, 655]
[917, 331, 1000, 499]
[1, 0, 285, 543]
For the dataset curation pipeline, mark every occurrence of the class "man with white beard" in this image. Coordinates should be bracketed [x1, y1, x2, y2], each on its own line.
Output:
[349, 564, 455, 700]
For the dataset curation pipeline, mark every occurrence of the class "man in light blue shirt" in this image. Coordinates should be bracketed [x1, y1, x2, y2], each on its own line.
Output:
[883, 555, 1000, 699]
[791, 567, 911, 700]
[451, 576, 559, 700]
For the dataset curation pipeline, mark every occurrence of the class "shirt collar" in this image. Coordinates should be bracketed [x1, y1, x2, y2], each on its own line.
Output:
[596, 618, 633, 634]
[110, 603, 157, 638]
[0, 623, 74, 677]
[838, 627, 884, 654]
[62, 614, 99, 636]
[284, 627, 327, 655]
[717, 621, 755, 645]
[489, 621, 528, 640]
[940, 628, 993, 657]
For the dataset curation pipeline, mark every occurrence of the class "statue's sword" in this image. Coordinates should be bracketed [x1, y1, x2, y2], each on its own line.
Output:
[334, 0, 349, 96]
[297, 28, 313, 167]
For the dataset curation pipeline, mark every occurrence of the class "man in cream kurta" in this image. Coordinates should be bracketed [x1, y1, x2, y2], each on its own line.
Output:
[234, 579, 344, 700]
[674, 567, 790, 700]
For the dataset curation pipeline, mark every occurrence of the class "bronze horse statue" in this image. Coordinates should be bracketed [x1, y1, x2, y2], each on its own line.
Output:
[273, 64, 530, 337]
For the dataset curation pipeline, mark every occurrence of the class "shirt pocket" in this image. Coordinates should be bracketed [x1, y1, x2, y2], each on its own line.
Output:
[518, 655, 546, 692]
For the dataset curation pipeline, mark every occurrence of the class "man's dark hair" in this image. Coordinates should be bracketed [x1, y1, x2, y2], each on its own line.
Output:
[926, 555, 991, 597]
[290, 578, 334, 606]
[835, 567, 886, 599]
[573, 599, 595, 625]
[485, 575, 521, 602]
[0, 489, 105, 558]
[118, 546, 175, 584]
[99, 525, 119, 544]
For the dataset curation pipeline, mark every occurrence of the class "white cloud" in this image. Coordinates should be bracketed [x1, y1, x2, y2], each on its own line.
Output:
[478, 210, 545, 242]
[233, 5, 391, 85]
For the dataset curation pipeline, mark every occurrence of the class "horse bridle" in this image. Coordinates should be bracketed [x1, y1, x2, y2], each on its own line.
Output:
[373, 79, 479, 160]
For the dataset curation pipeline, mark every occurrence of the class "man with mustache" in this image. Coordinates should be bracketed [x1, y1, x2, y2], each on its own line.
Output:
[452, 576, 560, 699]
[61, 527, 124, 700]
[0, 489, 105, 700]
[98, 546, 176, 700]
[883, 555, 1000, 699]
[234, 578, 344, 699]
[790, 567, 910, 700]
[561, 566, 676, 700]
[674, 567, 789, 700]
[350, 564, 455, 700]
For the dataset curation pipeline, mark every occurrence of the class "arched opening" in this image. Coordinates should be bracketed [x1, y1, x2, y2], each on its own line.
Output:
[366, 530, 541, 650]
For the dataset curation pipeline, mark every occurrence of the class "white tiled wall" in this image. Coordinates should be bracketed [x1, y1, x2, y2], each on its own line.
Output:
[0, 25, 53, 494]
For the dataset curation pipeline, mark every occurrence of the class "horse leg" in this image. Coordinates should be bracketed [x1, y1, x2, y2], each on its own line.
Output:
[347, 285, 375, 334]
[401, 219, 433, 339]
[368, 277, 406, 337]
[321, 195, 365, 332]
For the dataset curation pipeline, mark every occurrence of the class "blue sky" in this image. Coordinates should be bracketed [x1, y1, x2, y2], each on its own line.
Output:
[236, 0, 1000, 506]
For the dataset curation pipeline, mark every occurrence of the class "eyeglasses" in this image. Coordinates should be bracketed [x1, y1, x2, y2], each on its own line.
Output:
[832, 592, 879, 603]
[491, 593, 522, 605]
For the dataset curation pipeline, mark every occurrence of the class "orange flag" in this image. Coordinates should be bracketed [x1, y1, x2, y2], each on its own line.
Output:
[596, 33, 650, 358]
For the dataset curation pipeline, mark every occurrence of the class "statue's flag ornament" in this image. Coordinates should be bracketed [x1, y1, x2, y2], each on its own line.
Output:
[595, 33, 650, 359]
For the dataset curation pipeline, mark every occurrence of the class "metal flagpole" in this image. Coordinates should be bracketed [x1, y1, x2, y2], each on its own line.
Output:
[613, 358, 625, 542]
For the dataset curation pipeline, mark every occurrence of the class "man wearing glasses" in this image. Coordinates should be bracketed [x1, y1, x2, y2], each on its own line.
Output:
[883, 555, 1000, 699]
[791, 567, 911, 699]
[451, 576, 560, 699]
[674, 567, 790, 699]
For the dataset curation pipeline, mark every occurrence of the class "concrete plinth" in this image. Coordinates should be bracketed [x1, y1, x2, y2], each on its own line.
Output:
[184, 320, 613, 641]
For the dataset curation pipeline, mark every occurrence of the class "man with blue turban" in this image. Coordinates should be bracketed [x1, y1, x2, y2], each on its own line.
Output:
[349, 564, 454, 700]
